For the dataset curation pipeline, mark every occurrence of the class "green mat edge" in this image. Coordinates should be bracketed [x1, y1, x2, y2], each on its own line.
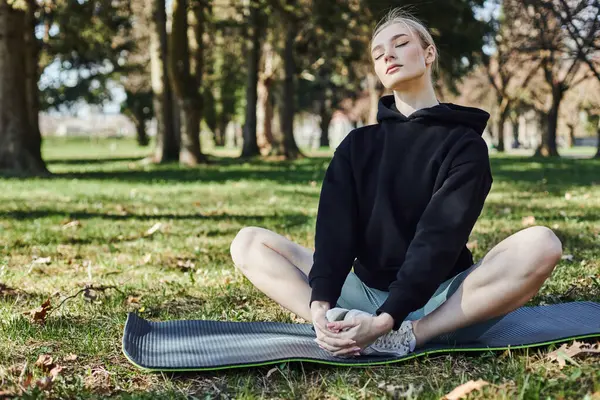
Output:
[121, 332, 600, 373]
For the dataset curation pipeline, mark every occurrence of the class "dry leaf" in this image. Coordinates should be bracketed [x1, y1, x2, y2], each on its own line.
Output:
[35, 376, 53, 390]
[63, 353, 78, 362]
[309, 180, 317, 187]
[83, 287, 97, 302]
[266, 367, 278, 379]
[35, 355, 55, 372]
[521, 216, 536, 226]
[565, 192, 572, 200]
[144, 222, 162, 236]
[33, 256, 52, 265]
[49, 365, 63, 378]
[62, 220, 81, 229]
[126, 296, 141, 305]
[141, 253, 152, 264]
[547, 341, 600, 369]
[466, 240, 478, 250]
[443, 379, 489, 400]
[25, 298, 52, 324]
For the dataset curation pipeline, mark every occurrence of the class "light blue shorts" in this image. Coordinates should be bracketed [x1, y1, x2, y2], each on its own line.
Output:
[335, 259, 504, 344]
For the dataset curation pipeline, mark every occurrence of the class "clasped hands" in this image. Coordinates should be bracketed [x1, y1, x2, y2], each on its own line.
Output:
[310, 301, 395, 357]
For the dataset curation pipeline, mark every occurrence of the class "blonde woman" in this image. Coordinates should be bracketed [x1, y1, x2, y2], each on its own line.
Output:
[230, 9, 562, 358]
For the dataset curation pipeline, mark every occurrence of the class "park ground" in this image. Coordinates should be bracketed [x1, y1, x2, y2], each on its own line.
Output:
[0, 138, 599, 398]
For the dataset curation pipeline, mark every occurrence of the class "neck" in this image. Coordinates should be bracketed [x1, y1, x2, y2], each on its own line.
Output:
[392, 76, 439, 117]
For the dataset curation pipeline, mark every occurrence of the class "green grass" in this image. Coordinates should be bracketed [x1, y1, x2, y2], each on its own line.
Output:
[1, 137, 599, 399]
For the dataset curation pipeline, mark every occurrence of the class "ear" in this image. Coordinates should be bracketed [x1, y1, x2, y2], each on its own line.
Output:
[424, 45, 436, 66]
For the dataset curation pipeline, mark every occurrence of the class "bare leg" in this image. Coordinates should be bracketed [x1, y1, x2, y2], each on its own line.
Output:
[230, 227, 314, 321]
[412, 226, 563, 347]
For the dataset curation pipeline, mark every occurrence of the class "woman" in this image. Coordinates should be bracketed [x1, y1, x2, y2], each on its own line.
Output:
[230, 9, 563, 358]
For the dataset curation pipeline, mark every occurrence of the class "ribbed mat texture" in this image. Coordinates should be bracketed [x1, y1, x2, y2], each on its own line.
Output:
[122, 301, 600, 371]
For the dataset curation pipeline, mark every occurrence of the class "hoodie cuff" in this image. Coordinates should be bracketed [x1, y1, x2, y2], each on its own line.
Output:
[376, 290, 411, 331]
[309, 278, 340, 309]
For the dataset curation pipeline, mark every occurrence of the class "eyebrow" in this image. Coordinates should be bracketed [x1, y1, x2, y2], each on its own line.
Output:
[371, 34, 408, 53]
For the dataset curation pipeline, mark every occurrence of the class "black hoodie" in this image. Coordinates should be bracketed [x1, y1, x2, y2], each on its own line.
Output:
[308, 95, 493, 330]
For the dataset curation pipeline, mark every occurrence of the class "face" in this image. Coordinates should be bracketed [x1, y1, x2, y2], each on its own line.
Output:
[371, 23, 436, 90]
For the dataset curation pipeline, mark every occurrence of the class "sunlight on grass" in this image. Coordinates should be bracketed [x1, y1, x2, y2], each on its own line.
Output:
[0, 138, 599, 398]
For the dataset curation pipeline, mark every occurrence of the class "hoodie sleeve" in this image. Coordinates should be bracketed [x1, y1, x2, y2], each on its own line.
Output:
[376, 138, 493, 329]
[308, 134, 360, 308]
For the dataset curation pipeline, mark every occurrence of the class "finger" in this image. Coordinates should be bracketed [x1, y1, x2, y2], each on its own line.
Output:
[316, 334, 356, 348]
[314, 338, 342, 353]
[326, 318, 359, 331]
[333, 346, 362, 357]
[314, 321, 343, 339]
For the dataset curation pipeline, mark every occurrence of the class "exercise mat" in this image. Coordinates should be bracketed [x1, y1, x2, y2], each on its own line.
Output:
[122, 301, 600, 371]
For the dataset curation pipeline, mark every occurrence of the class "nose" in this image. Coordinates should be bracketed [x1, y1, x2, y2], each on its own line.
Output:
[384, 48, 396, 63]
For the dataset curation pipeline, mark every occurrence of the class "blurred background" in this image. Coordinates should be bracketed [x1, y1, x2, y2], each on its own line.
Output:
[0, 0, 599, 174]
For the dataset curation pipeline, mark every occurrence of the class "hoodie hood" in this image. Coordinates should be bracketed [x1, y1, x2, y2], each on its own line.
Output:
[376, 95, 490, 135]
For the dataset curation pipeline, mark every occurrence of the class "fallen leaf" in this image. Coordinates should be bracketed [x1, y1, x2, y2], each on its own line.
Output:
[49, 365, 63, 378]
[552, 223, 560, 229]
[63, 353, 78, 362]
[443, 379, 489, 400]
[62, 220, 81, 229]
[547, 341, 600, 369]
[126, 296, 141, 305]
[35, 355, 55, 373]
[561, 254, 574, 261]
[565, 192, 572, 200]
[521, 216, 536, 226]
[141, 253, 152, 264]
[266, 367, 278, 379]
[25, 298, 52, 324]
[83, 287, 97, 302]
[36, 376, 53, 390]
[466, 240, 478, 250]
[309, 181, 317, 187]
[144, 222, 162, 236]
[33, 256, 52, 265]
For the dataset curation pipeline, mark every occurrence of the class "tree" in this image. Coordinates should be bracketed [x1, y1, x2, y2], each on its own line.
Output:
[510, 0, 595, 156]
[0, 0, 47, 175]
[121, 0, 154, 147]
[241, 0, 263, 157]
[148, 0, 179, 162]
[169, 0, 208, 165]
[482, 1, 541, 152]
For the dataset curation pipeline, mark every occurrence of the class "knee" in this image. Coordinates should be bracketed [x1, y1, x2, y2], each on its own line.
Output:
[230, 226, 262, 272]
[521, 226, 563, 278]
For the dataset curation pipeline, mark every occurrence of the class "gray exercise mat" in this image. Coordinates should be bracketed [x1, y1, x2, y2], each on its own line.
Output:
[122, 301, 600, 371]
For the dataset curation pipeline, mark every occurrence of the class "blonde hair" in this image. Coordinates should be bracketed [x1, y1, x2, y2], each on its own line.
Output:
[371, 8, 439, 73]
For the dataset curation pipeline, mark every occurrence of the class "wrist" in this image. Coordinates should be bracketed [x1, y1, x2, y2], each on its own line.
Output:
[310, 300, 330, 311]
[374, 312, 395, 333]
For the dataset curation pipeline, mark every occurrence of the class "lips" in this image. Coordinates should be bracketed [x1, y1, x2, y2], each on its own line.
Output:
[386, 64, 402, 74]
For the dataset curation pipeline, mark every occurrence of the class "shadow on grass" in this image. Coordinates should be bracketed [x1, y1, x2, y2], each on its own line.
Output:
[46, 156, 146, 165]
[490, 156, 600, 194]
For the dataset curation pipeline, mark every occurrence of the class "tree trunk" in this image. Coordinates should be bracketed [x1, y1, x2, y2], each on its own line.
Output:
[241, 0, 261, 157]
[168, 0, 206, 165]
[279, 20, 302, 159]
[0, 3, 44, 175]
[495, 99, 510, 153]
[23, 0, 47, 173]
[567, 124, 575, 148]
[367, 72, 379, 125]
[215, 113, 227, 147]
[135, 117, 149, 146]
[150, 0, 179, 162]
[511, 117, 520, 149]
[257, 41, 276, 155]
[536, 86, 562, 157]
[595, 121, 600, 159]
[319, 88, 332, 148]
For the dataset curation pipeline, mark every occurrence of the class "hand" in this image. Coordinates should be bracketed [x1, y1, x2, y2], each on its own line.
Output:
[310, 301, 361, 357]
[321, 312, 394, 352]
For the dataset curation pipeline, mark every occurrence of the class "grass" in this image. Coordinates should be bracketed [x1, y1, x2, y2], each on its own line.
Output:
[1, 137, 599, 399]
